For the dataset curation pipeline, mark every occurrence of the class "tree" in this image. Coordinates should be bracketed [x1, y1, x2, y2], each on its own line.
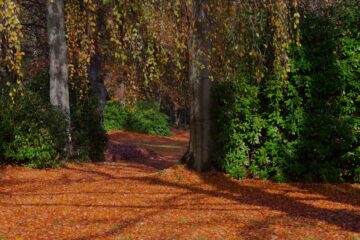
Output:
[181, 0, 212, 172]
[89, 5, 107, 123]
[46, 0, 71, 152]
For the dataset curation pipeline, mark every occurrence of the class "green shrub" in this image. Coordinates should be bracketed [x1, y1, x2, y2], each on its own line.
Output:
[70, 92, 108, 161]
[5, 130, 58, 168]
[0, 105, 10, 162]
[103, 101, 171, 136]
[104, 101, 129, 131]
[26, 72, 108, 163]
[0, 72, 108, 167]
[213, 0, 359, 183]
[0, 92, 67, 168]
[128, 101, 171, 136]
[354, 167, 360, 183]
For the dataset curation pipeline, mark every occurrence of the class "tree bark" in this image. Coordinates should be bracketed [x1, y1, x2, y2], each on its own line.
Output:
[46, 0, 71, 152]
[89, 7, 107, 125]
[181, 0, 212, 172]
[89, 51, 107, 120]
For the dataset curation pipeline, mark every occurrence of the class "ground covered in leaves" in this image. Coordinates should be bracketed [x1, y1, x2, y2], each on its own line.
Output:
[0, 130, 359, 240]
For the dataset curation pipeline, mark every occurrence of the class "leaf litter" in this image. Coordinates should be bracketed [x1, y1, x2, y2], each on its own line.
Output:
[0, 130, 359, 240]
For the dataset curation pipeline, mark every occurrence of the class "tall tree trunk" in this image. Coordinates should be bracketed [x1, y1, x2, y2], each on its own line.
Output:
[181, 0, 212, 172]
[46, 0, 71, 152]
[89, 7, 107, 125]
[89, 50, 107, 121]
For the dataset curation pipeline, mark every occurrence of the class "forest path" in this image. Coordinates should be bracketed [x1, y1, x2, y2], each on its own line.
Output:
[0, 130, 359, 240]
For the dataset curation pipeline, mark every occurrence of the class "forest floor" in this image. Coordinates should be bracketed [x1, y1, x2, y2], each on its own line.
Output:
[0, 130, 359, 240]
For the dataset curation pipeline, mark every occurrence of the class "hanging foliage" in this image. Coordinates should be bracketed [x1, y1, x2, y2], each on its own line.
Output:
[0, 0, 24, 99]
[65, 0, 98, 97]
[104, 0, 188, 109]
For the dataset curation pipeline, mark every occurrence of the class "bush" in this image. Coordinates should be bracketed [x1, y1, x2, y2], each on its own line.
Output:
[128, 101, 171, 136]
[27, 72, 108, 162]
[0, 92, 67, 168]
[213, 0, 359, 183]
[104, 101, 129, 131]
[0, 104, 10, 161]
[103, 101, 171, 136]
[0, 72, 108, 167]
[70, 92, 108, 162]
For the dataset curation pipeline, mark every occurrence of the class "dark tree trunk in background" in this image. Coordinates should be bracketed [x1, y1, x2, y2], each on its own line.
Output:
[181, 0, 212, 172]
[46, 0, 71, 152]
[89, 8, 107, 124]
[89, 51, 107, 117]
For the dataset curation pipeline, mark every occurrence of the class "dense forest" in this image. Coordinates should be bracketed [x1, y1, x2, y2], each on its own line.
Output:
[0, 0, 359, 182]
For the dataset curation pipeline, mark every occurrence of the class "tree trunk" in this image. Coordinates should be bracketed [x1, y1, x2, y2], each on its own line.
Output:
[181, 0, 212, 172]
[89, 8, 107, 125]
[46, 0, 71, 152]
[89, 51, 107, 120]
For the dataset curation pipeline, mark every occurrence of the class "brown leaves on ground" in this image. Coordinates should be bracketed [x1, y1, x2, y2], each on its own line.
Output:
[0, 130, 359, 240]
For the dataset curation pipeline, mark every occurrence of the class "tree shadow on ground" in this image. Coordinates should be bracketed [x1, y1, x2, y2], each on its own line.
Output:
[49, 168, 359, 240]
[289, 183, 360, 208]
[136, 173, 360, 233]
[1, 129, 358, 239]
[105, 141, 179, 170]
[1, 163, 359, 240]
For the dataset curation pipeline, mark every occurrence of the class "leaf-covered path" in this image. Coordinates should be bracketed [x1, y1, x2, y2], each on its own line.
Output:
[0, 130, 359, 240]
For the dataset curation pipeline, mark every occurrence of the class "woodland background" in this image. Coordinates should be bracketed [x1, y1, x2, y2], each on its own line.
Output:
[0, 0, 359, 183]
